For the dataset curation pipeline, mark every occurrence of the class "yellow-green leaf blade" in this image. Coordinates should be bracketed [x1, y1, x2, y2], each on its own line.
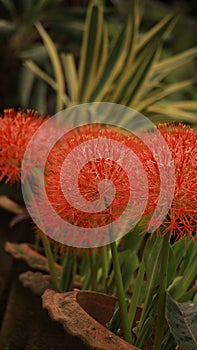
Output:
[35, 22, 66, 111]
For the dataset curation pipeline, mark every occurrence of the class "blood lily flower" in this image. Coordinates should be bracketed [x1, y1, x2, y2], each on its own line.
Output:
[0, 109, 48, 184]
[42, 122, 197, 244]
[42, 123, 158, 241]
[45, 124, 130, 228]
[157, 123, 197, 241]
[138, 122, 197, 242]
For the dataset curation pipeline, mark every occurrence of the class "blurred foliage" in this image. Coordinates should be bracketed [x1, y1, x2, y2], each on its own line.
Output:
[0, 0, 97, 111]
[0, 0, 196, 122]
[25, 0, 197, 124]
[0, 0, 120, 112]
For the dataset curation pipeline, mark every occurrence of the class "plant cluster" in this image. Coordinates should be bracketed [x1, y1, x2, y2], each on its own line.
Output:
[0, 108, 196, 349]
[0, 1, 196, 349]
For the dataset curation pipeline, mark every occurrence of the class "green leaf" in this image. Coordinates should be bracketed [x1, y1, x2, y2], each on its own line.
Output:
[89, 26, 126, 101]
[35, 21, 65, 111]
[166, 293, 197, 350]
[24, 60, 70, 106]
[167, 251, 197, 301]
[0, 19, 16, 33]
[179, 241, 197, 275]
[172, 238, 186, 268]
[179, 289, 196, 303]
[24, 60, 57, 90]
[147, 103, 197, 124]
[18, 44, 47, 62]
[107, 302, 121, 334]
[135, 313, 155, 348]
[89, 0, 139, 103]
[120, 250, 139, 291]
[122, 224, 144, 253]
[60, 250, 76, 292]
[168, 101, 197, 110]
[126, 45, 160, 106]
[61, 53, 78, 102]
[135, 80, 195, 112]
[136, 14, 176, 57]
[109, 0, 140, 102]
[154, 46, 197, 77]
[144, 235, 162, 282]
[107, 249, 139, 294]
[31, 80, 48, 114]
[19, 65, 35, 107]
[80, 253, 91, 290]
[78, 3, 104, 102]
[167, 276, 184, 299]
[167, 245, 176, 286]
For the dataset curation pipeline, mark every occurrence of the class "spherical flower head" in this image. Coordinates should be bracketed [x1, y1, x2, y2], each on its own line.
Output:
[27, 119, 197, 246]
[41, 123, 152, 247]
[0, 109, 48, 184]
[150, 123, 197, 241]
[45, 124, 131, 227]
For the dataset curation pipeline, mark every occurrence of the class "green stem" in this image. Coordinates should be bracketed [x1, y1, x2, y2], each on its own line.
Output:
[60, 252, 69, 291]
[138, 239, 163, 329]
[34, 234, 40, 252]
[181, 252, 197, 292]
[60, 251, 75, 292]
[81, 253, 91, 290]
[168, 252, 197, 301]
[128, 260, 145, 329]
[24, 182, 59, 290]
[90, 251, 97, 291]
[110, 241, 132, 344]
[41, 234, 60, 290]
[152, 235, 170, 350]
[101, 246, 108, 287]
[82, 269, 91, 290]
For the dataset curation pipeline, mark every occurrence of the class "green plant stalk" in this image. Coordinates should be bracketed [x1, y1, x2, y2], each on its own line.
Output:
[90, 251, 97, 291]
[128, 260, 145, 329]
[81, 253, 92, 290]
[41, 233, 60, 290]
[25, 181, 59, 290]
[82, 267, 91, 290]
[181, 252, 197, 292]
[138, 239, 163, 329]
[162, 329, 177, 350]
[60, 251, 75, 291]
[110, 241, 132, 344]
[168, 252, 197, 300]
[34, 234, 40, 252]
[152, 235, 170, 350]
[60, 252, 69, 291]
[53, 245, 58, 263]
[101, 246, 108, 286]
[35, 22, 65, 112]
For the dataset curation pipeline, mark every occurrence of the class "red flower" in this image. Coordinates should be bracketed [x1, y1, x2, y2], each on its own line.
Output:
[45, 124, 131, 226]
[156, 123, 197, 241]
[26, 120, 197, 245]
[0, 109, 47, 184]
[41, 123, 150, 246]
[139, 122, 197, 241]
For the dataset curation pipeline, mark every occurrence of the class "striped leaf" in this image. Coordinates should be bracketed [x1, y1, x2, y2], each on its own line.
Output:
[78, 3, 104, 102]
[166, 293, 197, 350]
[135, 80, 195, 112]
[61, 53, 78, 102]
[35, 22, 65, 112]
